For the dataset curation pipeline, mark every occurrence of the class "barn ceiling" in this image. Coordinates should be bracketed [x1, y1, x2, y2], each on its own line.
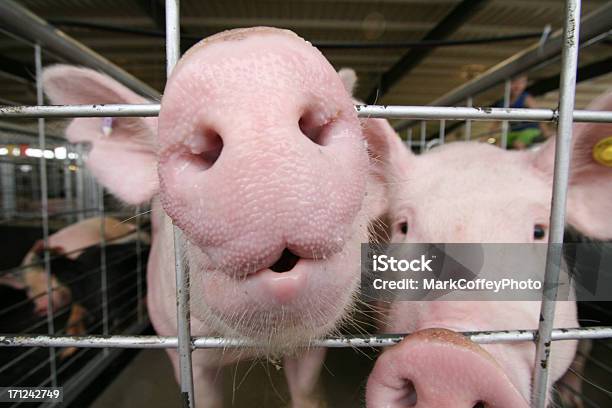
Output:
[0, 0, 610, 138]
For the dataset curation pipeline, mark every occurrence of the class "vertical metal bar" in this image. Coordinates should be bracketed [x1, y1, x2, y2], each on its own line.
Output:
[86, 169, 98, 214]
[51, 161, 61, 199]
[500, 78, 511, 149]
[31, 159, 38, 203]
[420, 121, 426, 154]
[531, 1, 581, 406]
[465, 96, 472, 140]
[439, 119, 446, 144]
[35, 43, 57, 388]
[98, 185, 108, 340]
[135, 205, 144, 323]
[75, 145, 84, 221]
[166, 1, 181, 71]
[63, 158, 73, 221]
[1, 162, 16, 220]
[406, 128, 412, 150]
[166, 1, 194, 407]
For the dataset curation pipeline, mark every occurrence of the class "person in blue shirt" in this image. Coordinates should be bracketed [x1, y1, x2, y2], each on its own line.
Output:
[491, 75, 553, 149]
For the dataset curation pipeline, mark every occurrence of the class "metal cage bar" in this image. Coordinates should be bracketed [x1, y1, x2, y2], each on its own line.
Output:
[2, 327, 611, 349]
[532, 1, 582, 406]
[501, 78, 511, 149]
[420, 120, 426, 153]
[135, 206, 144, 324]
[439, 119, 446, 144]
[98, 186, 109, 340]
[406, 128, 412, 149]
[164, 1, 195, 407]
[35, 43, 57, 389]
[465, 96, 473, 140]
[2, 103, 611, 123]
[0, 3, 612, 408]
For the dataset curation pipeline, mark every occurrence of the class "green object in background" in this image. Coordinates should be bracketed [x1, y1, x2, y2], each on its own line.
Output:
[507, 127, 542, 148]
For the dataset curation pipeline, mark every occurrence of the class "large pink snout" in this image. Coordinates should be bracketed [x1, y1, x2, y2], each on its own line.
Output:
[157, 28, 369, 279]
[366, 329, 529, 408]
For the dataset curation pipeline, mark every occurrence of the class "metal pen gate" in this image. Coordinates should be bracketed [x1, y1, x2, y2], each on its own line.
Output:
[0, 0, 611, 407]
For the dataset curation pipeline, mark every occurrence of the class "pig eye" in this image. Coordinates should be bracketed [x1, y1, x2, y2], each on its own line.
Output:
[397, 221, 409, 235]
[533, 224, 546, 240]
[299, 111, 331, 146]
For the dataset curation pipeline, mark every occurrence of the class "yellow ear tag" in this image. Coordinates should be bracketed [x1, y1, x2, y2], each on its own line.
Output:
[593, 136, 612, 167]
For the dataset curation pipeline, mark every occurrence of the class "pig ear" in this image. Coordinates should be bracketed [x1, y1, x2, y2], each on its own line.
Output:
[338, 67, 358, 95]
[361, 117, 412, 219]
[338, 68, 413, 218]
[363, 116, 412, 177]
[532, 91, 612, 239]
[42, 65, 158, 205]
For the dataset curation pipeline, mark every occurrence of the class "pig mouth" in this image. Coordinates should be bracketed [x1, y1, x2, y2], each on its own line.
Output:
[268, 248, 301, 273]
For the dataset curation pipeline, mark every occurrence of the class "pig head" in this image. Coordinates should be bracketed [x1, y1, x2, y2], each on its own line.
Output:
[363, 89, 612, 407]
[42, 28, 393, 357]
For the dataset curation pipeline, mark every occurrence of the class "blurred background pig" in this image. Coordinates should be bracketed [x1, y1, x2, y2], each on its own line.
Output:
[357, 76, 612, 407]
[0, 216, 149, 388]
[20, 216, 148, 318]
[42, 28, 394, 407]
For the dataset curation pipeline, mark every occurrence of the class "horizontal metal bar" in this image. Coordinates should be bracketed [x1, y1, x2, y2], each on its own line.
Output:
[356, 105, 612, 122]
[1, 104, 611, 123]
[1, 327, 610, 349]
[0, 104, 159, 118]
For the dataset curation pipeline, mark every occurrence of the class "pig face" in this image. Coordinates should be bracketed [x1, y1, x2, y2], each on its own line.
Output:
[363, 90, 612, 407]
[21, 243, 72, 317]
[42, 28, 389, 351]
[385, 93, 612, 245]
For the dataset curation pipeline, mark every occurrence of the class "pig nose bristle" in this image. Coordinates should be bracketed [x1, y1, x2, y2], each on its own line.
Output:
[269, 248, 301, 273]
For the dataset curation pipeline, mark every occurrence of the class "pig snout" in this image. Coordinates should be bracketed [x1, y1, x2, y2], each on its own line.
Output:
[366, 329, 529, 408]
[157, 29, 368, 278]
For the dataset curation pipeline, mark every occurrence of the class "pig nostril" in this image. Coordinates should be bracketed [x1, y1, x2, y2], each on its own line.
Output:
[396, 379, 417, 407]
[269, 248, 301, 273]
[186, 130, 223, 171]
[473, 401, 487, 408]
[299, 112, 330, 146]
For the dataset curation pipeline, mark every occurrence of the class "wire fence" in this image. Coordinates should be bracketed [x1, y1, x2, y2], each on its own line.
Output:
[0, 0, 611, 407]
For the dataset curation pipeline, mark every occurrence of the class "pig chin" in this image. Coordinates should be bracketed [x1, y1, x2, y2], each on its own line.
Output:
[186, 217, 366, 352]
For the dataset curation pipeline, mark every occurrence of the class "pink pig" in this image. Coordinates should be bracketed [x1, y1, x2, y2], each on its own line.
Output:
[355, 73, 612, 408]
[43, 28, 393, 407]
